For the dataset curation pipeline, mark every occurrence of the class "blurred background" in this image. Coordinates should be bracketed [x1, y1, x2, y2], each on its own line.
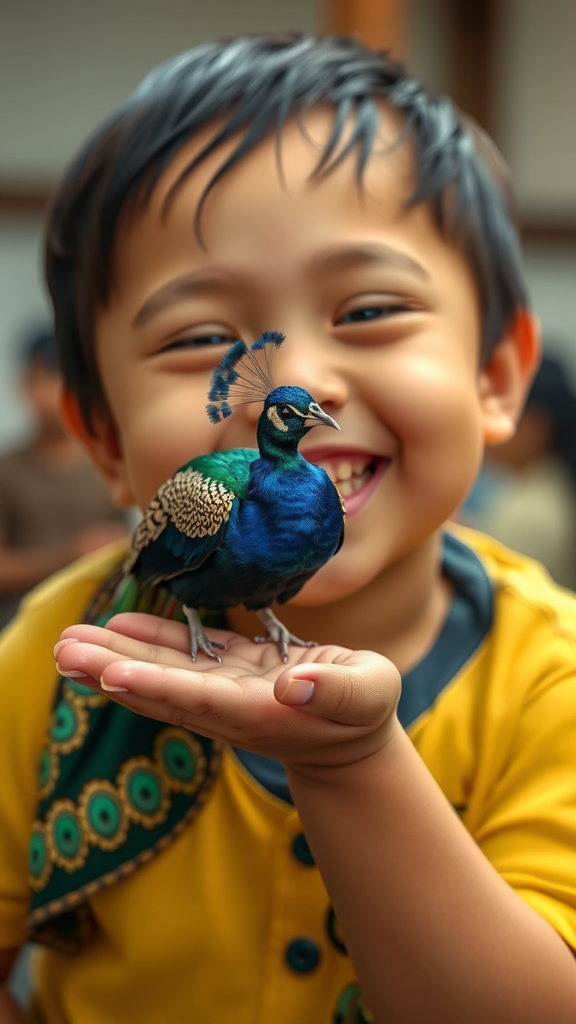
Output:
[1, 0, 576, 589]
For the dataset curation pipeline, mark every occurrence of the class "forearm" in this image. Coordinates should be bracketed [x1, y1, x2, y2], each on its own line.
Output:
[286, 724, 576, 1024]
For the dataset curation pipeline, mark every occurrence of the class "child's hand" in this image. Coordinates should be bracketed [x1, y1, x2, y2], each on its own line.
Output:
[53, 613, 401, 772]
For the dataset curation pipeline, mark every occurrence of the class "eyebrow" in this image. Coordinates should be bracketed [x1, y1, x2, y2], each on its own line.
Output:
[132, 243, 429, 328]
[132, 272, 238, 329]
[310, 243, 429, 279]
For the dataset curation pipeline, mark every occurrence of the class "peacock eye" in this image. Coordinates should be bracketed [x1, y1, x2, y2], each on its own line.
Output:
[280, 406, 292, 417]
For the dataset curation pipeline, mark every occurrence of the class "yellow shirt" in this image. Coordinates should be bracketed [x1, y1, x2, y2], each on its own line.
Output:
[0, 529, 575, 1023]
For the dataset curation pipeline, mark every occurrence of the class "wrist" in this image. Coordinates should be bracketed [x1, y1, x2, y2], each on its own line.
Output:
[284, 713, 403, 788]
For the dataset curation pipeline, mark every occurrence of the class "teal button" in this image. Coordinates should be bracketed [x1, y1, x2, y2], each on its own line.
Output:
[292, 832, 315, 866]
[285, 938, 320, 973]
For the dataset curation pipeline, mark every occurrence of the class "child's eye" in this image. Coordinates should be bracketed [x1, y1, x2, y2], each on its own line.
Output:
[162, 333, 239, 352]
[336, 303, 411, 325]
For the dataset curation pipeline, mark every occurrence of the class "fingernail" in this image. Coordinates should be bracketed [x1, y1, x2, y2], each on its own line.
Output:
[53, 638, 79, 656]
[277, 677, 315, 705]
[56, 667, 89, 679]
[100, 677, 130, 694]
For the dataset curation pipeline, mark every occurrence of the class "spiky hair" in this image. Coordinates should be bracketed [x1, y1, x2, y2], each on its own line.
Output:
[45, 34, 529, 434]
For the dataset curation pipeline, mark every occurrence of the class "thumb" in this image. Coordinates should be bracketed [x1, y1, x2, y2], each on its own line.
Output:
[274, 651, 401, 727]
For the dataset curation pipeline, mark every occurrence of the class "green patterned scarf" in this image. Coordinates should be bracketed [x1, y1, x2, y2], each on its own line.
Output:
[27, 571, 222, 952]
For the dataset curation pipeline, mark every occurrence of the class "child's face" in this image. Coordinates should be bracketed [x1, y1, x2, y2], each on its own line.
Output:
[93, 106, 491, 605]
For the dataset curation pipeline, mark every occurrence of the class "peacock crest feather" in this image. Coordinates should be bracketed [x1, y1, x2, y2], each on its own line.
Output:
[206, 330, 285, 424]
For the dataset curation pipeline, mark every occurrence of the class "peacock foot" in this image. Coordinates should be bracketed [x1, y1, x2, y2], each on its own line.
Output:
[254, 607, 317, 662]
[183, 605, 226, 662]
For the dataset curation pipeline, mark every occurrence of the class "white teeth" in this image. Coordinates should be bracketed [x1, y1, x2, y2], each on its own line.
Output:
[338, 479, 354, 497]
[314, 455, 376, 493]
[315, 457, 372, 483]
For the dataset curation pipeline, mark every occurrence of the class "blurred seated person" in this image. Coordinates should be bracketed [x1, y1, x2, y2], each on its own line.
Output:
[466, 354, 576, 590]
[0, 328, 128, 629]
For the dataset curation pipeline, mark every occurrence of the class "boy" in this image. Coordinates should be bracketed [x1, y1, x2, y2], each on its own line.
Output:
[1, 34, 575, 1024]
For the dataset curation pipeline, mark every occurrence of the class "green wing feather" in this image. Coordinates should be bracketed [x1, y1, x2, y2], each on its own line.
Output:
[123, 448, 259, 584]
[188, 448, 258, 499]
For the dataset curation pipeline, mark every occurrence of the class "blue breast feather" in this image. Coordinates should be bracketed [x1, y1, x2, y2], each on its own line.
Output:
[133, 449, 344, 610]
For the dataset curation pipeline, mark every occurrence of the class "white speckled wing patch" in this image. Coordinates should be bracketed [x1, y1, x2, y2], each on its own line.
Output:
[123, 471, 235, 572]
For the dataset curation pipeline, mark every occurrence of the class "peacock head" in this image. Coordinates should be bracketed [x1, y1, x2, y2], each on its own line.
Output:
[206, 331, 340, 449]
[261, 386, 340, 444]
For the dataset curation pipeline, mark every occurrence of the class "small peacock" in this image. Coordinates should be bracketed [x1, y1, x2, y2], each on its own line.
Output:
[121, 331, 345, 661]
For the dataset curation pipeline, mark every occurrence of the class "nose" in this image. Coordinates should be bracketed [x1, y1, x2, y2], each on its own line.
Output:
[243, 331, 349, 425]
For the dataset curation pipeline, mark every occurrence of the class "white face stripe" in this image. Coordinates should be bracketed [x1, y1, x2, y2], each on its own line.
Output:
[267, 402, 311, 431]
[267, 405, 289, 431]
[285, 404, 307, 418]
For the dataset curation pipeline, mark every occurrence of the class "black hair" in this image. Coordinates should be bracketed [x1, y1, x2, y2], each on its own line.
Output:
[45, 33, 529, 433]
[20, 327, 59, 373]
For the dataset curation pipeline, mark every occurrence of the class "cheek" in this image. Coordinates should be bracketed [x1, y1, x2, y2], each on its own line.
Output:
[377, 353, 483, 467]
[361, 354, 485, 529]
[116, 387, 217, 507]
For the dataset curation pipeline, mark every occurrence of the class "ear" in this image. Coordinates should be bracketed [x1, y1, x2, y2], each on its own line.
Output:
[60, 392, 136, 508]
[479, 311, 541, 445]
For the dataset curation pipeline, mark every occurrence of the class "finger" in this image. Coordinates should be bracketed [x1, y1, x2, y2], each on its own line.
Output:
[106, 613, 192, 653]
[55, 624, 214, 672]
[273, 650, 401, 727]
[54, 634, 200, 684]
[54, 642, 272, 741]
[53, 639, 267, 743]
[100, 659, 276, 739]
[106, 613, 238, 656]
[54, 639, 146, 686]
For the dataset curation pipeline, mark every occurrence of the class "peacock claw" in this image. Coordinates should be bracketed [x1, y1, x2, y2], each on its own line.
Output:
[254, 608, 317, 662]
[183, 605, 225, 662]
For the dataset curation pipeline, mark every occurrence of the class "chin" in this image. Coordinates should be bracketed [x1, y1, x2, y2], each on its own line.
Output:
[288, 557, 377, 607]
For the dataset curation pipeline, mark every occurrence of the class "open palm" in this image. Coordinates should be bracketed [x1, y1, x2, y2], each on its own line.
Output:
[54, 612, 401, 770]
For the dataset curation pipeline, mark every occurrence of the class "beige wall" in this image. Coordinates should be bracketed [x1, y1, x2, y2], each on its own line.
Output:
[408, 0, 576, 219]
[494, 0, 576, 217]
[407, 0, 576, 379]
[0, 0, 318, 183]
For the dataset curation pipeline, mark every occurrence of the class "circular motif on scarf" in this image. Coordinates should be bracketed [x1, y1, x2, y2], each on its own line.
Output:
[117, 757, 169, 828]
[49, 698, 88, 754]
[333, 983, 374, 1024]
[38, 744, 59, 800]
[79, 779, 129, 851]
[154, 728, 206, 794]
[64, 677, 107, 707]
[28, 821, 52, 890]
[46, 799, 89, 871]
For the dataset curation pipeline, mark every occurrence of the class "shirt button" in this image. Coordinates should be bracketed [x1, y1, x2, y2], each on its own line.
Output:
[285, 937, 321, 973]
[292, 832, 315, 866]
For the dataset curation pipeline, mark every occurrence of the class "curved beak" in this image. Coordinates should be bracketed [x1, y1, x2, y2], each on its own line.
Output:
[304, 401, 341, 431]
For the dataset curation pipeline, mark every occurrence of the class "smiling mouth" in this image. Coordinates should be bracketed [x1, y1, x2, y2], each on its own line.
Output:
[305, 452, 390, 507]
